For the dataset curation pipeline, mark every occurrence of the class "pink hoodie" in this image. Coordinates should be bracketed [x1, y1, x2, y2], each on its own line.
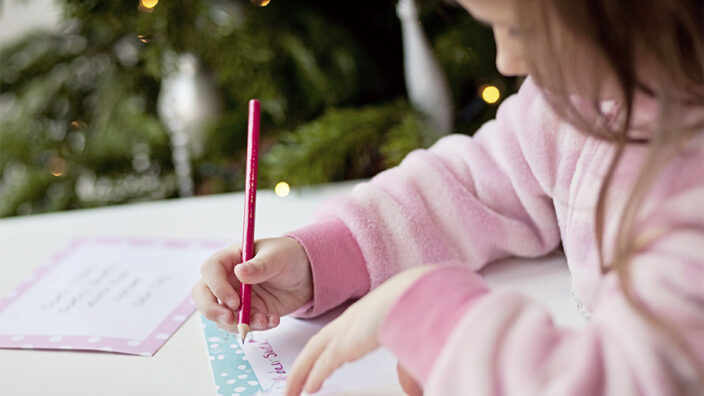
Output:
[287, 77, 704, 395]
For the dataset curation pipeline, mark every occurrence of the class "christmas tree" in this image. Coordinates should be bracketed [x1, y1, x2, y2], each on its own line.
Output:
[0, 0, 516, 218]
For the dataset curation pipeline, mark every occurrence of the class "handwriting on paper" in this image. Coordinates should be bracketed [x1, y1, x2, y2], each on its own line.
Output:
[243, 337, 289, 393]
[259, 340, 286, 376]
[0, 238, 220, 344]
[239, 312, 399, 395]
[39, 260, 174, 314]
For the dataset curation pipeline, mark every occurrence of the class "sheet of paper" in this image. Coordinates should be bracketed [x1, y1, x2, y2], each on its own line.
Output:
[201, 305, 399, 396]
[0, 237, 226, 355]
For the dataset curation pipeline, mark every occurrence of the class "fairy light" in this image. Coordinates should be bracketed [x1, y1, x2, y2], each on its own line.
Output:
[480, 85, 501, 104]
[138, 0, 158, 13]
[140, 0, 158, 9]
[274, 181, 290, 197]
[70, 120, 87, 129]
[49, 158, 66, 177]
[251, 0, 271, 6]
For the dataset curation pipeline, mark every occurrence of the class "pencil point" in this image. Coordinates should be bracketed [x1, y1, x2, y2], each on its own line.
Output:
[238, 323, 250, 344]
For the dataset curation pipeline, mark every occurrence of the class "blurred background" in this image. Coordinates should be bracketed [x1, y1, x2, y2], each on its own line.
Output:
[0, 0, 517, 218]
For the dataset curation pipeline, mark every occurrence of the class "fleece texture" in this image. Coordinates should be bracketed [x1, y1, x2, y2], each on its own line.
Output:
[287, 77, 704, 395]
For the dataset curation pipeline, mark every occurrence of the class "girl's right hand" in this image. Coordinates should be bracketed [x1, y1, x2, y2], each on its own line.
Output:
[192, 237, 313, 333]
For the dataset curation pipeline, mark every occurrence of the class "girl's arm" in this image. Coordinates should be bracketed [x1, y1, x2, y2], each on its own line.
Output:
[381, 198, 704, 394]
[288, 78, 565, 317]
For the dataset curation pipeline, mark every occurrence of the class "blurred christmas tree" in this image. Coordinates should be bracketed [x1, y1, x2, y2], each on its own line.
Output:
[0, 0, 515, 218]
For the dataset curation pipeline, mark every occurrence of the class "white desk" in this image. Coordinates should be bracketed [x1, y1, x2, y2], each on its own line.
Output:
[0, 180, 584, 396]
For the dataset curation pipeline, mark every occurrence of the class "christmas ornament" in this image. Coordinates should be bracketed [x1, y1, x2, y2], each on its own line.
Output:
[396, 0, 453, 135]
[157, 52, 220, 196]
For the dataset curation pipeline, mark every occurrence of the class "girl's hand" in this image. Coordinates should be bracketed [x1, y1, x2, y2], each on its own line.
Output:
[397, 362, 423, 396]
[192, 237, 312, 333]
[284, 265, 435, 396]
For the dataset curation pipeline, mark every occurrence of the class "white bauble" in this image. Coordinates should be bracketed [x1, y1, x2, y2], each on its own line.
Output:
[397, 0, 453, 135]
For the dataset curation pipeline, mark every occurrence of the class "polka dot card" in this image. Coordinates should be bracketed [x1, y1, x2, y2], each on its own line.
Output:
[0, 237, 226, 355]
[201, 316, 263, 396]
[200, 306, 399, 395]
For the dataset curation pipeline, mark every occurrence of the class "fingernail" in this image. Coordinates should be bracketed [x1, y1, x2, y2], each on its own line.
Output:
[252, 317, 263, 330]
[218, 313, 230, 326]
[267, 314, 276, 326]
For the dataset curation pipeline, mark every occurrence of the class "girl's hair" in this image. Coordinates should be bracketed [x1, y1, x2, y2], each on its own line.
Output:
[511, 0, 703, 391]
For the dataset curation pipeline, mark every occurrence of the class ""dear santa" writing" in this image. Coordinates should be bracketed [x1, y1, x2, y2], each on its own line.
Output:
[258, 339, 286, 376]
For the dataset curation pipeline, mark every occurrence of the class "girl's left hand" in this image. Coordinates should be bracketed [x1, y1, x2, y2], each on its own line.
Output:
[284, 265, 435, 396]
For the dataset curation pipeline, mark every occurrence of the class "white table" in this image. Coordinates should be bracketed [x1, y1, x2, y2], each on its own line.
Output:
[0, 180, 585, 396]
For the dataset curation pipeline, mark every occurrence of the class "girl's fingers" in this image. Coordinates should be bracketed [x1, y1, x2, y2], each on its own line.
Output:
[236, 310, 281, 333]
[250, 311, 280, 331]
[250, 311, 269, 331]
[214, 312, 238, 333]
[207, 245, 243, 272]
[285, 331, 330, 396]
[191, 284, 270, 334]
[191, 280, 235, 328]
[397, 362, 423, 396]
[267, 313, 280, 328]
[303, 346, 343, 394]
[200, 252, 241, 311]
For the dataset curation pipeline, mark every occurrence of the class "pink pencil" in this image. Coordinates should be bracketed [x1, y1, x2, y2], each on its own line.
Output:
[238, 99, 260, 343]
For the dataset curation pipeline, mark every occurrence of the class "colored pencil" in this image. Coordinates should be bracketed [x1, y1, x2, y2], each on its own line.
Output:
[238, 99, 260, 343]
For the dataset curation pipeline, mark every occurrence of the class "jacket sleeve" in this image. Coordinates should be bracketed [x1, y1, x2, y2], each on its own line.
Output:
[287, 77, 565, 317]
[379, 154, 704, 395]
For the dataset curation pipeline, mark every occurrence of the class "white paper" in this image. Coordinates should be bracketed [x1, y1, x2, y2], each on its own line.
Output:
[241, 306, 398, 395]
[0, 238, 225, 354]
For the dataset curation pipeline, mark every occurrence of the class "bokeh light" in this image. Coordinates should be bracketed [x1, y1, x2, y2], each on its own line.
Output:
[251, 0, 271, 7]
[70, 120, 87, 129]
[49, 157, 66, 177]
[140, 0, 159, 9]
[481, 85, 501, 104]
[274, 181, 290, 197]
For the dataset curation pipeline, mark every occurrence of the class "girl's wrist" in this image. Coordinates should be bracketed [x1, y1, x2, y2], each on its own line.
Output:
[379, 266, 490, 383]
[285, 218, 370, 318]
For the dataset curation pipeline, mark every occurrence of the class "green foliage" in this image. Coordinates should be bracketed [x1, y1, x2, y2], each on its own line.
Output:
[261, 99, 431, 187]
[426, 6, 518, 133]
[0, 0, 378, 216]
[0, 30, 174, 216]
[0, 0, 510, 217]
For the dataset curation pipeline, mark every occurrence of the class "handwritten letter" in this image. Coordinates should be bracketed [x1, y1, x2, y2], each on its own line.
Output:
[239, 307, 398, 395]
[0, 238, 225, 355]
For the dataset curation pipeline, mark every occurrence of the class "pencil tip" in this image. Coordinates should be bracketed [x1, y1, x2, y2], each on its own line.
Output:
[238, 323, 250, 344]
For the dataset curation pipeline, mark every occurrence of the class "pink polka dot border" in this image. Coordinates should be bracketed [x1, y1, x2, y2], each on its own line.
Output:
[0, 237, 229, 356]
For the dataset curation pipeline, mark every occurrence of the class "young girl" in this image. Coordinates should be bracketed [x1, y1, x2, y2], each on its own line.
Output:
[192, 0, 704, 394]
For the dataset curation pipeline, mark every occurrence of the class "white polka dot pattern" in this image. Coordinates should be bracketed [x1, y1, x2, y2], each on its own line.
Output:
[201, 315, 262, 395]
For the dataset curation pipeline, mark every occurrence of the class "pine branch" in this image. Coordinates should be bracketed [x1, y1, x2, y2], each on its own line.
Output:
[261, 99, 431, 187]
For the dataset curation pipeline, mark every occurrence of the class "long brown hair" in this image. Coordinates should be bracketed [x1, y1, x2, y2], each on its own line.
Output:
[511, 0, 704, 391]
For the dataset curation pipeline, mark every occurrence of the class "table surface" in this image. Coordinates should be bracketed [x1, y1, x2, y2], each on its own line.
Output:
[0, 180, 585, 396]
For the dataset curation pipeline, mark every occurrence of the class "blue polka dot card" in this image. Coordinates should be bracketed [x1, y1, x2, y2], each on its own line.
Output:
[201, 316, 263, 396]
[200, 307, 400, 396]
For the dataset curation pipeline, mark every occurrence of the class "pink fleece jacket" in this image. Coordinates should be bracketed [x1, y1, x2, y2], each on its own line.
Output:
[287, 77, 704, 395]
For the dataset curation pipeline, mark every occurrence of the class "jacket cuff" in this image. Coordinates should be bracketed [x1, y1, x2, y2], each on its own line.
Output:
[379, 266, 489, 383]
[286, 218, 370, 318]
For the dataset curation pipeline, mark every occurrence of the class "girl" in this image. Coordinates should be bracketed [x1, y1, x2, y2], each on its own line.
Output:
[192, 0, 704, 394]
